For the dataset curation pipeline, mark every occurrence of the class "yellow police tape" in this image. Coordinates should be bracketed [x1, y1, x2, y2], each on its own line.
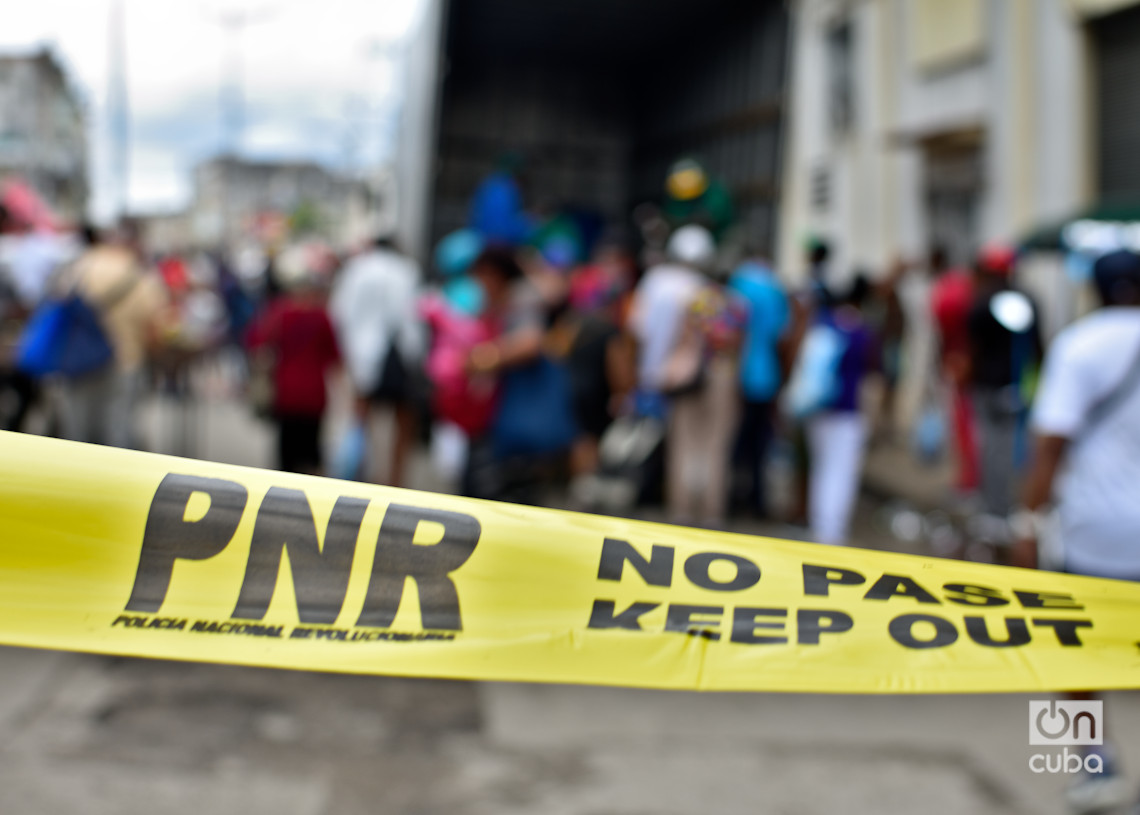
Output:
[1, 430, 1138, 693]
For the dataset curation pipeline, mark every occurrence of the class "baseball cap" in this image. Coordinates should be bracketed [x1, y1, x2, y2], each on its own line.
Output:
[977, 244, 1017, 276]
[1093, 248, 1140, 304]
[666, 159, 709, 202]
[666, 224, 716, 269]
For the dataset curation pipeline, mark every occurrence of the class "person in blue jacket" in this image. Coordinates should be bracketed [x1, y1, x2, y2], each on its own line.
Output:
[729, 258, 790, 518]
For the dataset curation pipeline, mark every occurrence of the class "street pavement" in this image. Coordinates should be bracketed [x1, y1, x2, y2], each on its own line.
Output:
[0, 387, 1135, 814]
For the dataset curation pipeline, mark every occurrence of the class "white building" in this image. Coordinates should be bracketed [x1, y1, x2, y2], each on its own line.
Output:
[785, 0, 1086, 273]
[0, 49, 88, 223]
[779, 0, 1140, 416]
[781, 0, 1140, 269]
[186, 156, 385, 250]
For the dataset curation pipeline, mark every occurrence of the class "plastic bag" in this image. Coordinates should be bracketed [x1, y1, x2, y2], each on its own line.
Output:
[331, 422, 367, 482]
[912, 404, 946, 465]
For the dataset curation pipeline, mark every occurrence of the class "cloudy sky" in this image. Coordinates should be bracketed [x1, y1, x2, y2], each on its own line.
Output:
[1, 0, 423, 223]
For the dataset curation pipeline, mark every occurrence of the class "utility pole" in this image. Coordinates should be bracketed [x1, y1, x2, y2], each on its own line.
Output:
[203, 3, 277, 156]
[359, 38, 402, 176]
[107, 0, 130, 224]
[199, 1, 277, 247]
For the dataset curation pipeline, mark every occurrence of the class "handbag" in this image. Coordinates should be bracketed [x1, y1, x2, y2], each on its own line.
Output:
[659, 323, 706, 396]
[247, 306, 281, 420]
[247, 346, 276, 420]
[371, 340, 409, 402]
[16, 265, 139, 378]
[492, 356, 578, 458]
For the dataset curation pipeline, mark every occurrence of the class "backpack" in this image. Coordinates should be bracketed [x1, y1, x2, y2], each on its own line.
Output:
[782, 322, 848, 419]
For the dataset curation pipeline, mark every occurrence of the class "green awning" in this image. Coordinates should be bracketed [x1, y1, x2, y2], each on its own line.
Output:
[1021, 197, 1140, 251]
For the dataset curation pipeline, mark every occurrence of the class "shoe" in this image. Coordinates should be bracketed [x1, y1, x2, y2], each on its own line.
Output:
[1066, 748, 1132, 814]
[966, 512, 1013, 547]
[1066, 775, 1131, 813]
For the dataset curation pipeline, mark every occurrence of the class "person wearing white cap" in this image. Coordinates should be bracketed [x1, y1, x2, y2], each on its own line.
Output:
[629, 225, 745, 527]
[627, 225, 712, 402]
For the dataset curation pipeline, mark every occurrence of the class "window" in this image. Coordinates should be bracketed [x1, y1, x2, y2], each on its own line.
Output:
[827, 19, 855, 135]
[912, 0, 985, 72]
[811, 163, 831, 212]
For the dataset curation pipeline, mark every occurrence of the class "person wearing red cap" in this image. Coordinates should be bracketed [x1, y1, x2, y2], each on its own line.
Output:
[964, 244, 1043, 559]
[929, 245, 980, 497]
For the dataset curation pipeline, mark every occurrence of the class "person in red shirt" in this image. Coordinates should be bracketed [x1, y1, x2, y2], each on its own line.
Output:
[247, 243, 341, 475]
[929, 245, 979, 494]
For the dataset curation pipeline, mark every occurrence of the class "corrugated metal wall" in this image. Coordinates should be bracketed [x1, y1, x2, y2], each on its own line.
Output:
[430, 0, 789, 259]
[633, 1, 788, 256]
[432, 63, 632, 243]
[396, 0, 447, 261]
[1094, 3, 1140, 203]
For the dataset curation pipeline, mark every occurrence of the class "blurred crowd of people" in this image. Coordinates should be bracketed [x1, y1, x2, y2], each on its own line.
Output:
[0, 193, 256, 450]
[2, 160, 1139, 576]
[6, 156, 1140, 812]
[220, 157, 919, 551]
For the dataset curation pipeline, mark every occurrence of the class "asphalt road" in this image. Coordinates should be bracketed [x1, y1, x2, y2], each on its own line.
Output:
[2, 644, 1137, 815]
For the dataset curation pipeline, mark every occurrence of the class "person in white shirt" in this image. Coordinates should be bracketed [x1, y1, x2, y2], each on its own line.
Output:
[1014, 247, 1140, 815]
[1017, 248, 1140, 578]
[0, 205, 81, 431]
[627, 225, 709, 398]
[329, 236, 425, 487]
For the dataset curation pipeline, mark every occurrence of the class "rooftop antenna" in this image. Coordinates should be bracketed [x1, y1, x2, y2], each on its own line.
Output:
[201, 2, 279, 157]
[107, 0, 130, 222]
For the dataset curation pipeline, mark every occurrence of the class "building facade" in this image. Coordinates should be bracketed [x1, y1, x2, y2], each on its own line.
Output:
[779, 0, 1109, 277]
[188, 156, 379, 249]
[778, 0, 1140, 417]
[780, 0, 1140, 273]
[0, 49, 88, 223]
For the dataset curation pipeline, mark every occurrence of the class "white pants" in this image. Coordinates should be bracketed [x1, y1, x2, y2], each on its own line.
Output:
[807, 411, 867, 546]
[430, 420, 469, 488]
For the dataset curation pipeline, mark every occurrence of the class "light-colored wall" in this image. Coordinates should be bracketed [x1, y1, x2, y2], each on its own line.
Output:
[911, 0, 986, 71]
[780, 0, 1090, 273]
[778, 0, 1094, 425]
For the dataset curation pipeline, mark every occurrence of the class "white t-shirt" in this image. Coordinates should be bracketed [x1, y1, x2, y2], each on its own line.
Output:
[0, 231, 78, 308]
[1031, 307, 1140, 577]
[628, 263, 703, 391]
[329, 248, 425, 394]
